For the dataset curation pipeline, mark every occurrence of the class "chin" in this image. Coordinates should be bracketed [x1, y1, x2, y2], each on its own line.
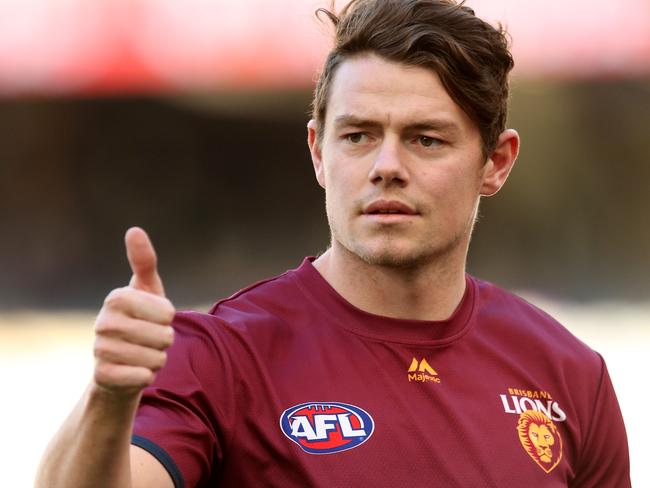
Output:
[333, 225, 468, 270]
[350, 242, 433, 269]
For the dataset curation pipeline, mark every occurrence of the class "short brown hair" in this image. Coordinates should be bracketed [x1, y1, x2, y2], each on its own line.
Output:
[312, 0, 514, 156]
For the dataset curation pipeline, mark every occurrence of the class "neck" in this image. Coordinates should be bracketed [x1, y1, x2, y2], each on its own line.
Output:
[313, 242, 468, 321]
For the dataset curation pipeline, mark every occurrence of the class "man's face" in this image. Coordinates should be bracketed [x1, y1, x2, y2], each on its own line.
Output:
[308, 54, 503, 268]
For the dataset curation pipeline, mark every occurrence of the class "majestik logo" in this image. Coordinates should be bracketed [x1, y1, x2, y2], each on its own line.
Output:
[407, 358, 440, 383]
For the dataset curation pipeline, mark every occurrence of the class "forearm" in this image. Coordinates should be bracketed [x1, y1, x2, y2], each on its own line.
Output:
[35, 383, 141, 488]
[37, 228, 175, 488]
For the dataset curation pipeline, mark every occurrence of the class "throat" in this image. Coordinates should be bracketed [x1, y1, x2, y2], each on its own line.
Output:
[313, 247, 466, 321]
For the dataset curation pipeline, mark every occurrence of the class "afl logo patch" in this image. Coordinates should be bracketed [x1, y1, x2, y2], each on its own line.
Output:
[280, 402, 375, 454]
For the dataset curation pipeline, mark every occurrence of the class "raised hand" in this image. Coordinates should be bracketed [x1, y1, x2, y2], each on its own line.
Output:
[93, 227, 176, 397]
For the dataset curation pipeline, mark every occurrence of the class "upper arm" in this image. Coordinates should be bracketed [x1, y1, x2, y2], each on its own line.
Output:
[132, 313, 236, 486]
[570, 356, 631, 487]
[131, 445, 175, 488]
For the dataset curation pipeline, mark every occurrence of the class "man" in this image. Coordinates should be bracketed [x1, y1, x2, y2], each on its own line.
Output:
[36, 0, 630, 487]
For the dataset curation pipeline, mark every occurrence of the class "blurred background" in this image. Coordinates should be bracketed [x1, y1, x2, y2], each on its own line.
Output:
[0, 0, 648, 485]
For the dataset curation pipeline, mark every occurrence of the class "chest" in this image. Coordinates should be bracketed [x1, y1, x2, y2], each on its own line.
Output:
[217, 340, 579, 487]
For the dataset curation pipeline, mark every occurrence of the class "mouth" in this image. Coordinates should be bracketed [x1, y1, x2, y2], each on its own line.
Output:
[362, 199, 418, 218]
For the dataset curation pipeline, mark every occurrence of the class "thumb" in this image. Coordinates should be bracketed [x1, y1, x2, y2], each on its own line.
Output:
[125, 227, 165, 296]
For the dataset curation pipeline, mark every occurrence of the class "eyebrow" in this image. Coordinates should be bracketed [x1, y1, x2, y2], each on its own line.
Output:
[333, 114, 461, 135]
[333, 115, 383, 131]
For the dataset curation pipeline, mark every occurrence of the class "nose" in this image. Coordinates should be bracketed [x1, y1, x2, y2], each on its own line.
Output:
[368, 137, 409, 187]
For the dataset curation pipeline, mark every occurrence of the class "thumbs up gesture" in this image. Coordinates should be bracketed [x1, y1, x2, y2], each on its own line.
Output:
[93, 227, 176, 397]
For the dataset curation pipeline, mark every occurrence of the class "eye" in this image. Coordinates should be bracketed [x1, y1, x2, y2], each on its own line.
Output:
[346, 133, 368, 144]
[418, 136, 441, 147]
[531, 432, 538, 438]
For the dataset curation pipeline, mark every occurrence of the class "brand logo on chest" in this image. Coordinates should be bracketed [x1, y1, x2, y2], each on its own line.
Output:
[499, 388, 566, 422]
[279, 402, 374, 454]
[499, 387, 566, 474]
[407, 357, 441, 384]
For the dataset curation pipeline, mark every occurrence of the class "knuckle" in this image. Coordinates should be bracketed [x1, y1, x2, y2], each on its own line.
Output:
[152, 351, 167, 371]
[94, 314, 121, 336]
[94, 314, 109, 334]
[93, 337, 113, 361]
[133, 367, 155, 387]
[161, 299, 176, 323]
[129, 369, 151, 389]
[93, 336, 105, 355]
[161, 327, 175, 348]
[104, 287, 129, 309]
[94, 361, 115, 385]
[143, 370, 156, 386]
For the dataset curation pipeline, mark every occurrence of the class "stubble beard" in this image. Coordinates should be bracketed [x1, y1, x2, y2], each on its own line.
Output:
[328, 210, 478, 272]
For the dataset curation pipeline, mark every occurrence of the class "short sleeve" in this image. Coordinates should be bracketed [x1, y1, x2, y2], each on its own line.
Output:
[132, 311, 237, 488]
[570, 354, 631, 488]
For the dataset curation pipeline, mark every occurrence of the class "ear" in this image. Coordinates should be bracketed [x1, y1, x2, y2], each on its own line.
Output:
[307, 119, 326, 189]
[480, 129, 520, 197]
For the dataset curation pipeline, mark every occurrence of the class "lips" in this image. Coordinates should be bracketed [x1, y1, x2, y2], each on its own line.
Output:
[363, 199, 417, 215]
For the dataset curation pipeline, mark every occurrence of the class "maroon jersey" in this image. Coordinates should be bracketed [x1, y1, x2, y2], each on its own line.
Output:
[132, 258, 630, 487]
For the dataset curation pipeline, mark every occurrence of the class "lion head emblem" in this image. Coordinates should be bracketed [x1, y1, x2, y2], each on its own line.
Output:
[516, 410, 563, 473]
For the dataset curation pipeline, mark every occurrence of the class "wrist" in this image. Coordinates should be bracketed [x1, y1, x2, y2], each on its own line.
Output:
[86, 382, 143, 417]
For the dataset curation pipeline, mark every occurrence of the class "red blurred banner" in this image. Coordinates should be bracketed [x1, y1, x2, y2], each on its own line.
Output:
[0, 0, 648, 96]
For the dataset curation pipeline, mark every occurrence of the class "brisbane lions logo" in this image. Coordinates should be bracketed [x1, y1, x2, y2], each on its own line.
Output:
[516, 410, 563, 473]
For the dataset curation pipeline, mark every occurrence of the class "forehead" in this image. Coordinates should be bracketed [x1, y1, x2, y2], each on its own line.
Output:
[325, 54, 474, 131]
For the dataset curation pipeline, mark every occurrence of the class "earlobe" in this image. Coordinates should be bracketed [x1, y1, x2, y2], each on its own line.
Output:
[307, 119, 326, 189]
[480, 129, 520, 197]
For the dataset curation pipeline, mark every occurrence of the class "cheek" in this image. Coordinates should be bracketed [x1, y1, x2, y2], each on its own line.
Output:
[324, 158, 363, 200]
[425, 157, 478, 189]
[420, 168, 477, 216]
[323, 164, 353, 221]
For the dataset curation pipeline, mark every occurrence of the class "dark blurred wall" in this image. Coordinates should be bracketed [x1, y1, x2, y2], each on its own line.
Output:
[0, 93, 327, 308]
[0, 81, 648, 309]
[470, 81, 650, 300]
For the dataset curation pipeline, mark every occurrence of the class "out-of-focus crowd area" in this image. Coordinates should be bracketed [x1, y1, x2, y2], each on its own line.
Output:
[0, 0, 648, 485]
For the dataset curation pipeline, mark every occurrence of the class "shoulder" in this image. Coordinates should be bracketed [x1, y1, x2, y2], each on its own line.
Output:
[169, 261, 308, 346]
[209, 262, 305, 326]
[470, 275, 602, 371]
